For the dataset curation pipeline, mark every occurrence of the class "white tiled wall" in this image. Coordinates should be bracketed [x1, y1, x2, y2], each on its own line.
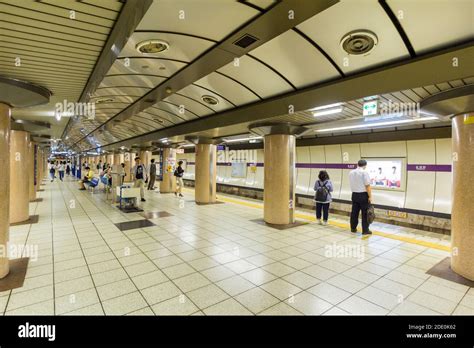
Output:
[177, 138, 452, 213]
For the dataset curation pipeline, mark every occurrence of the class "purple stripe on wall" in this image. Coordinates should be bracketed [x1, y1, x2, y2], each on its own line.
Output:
[407, 164, 452, 172]
[296, 163, 357, 169]
[187, 162, 452, 172]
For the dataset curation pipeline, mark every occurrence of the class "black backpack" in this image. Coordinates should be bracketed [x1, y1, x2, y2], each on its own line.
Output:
[136, 165, 144, 179]
[315, 181, 329, 202]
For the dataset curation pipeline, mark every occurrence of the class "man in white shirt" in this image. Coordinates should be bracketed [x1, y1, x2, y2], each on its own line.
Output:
[132, 157, 147, 202]
[349, 159, 373, 235]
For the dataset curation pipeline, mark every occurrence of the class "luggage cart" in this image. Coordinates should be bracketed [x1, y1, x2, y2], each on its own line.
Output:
[116, 184, 142, 212]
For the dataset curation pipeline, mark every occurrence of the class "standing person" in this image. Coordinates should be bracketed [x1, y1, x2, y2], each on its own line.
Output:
[66, 160, 71, 176]
[313, 170, 333, 226]
[58, 161, 65, 181]
[132, 157, 147, 202]
[147, 159, 157, 190]
[119, 163, 126, 185]
[97, 160, 102, 173]
[174, 161, 185, 197]
[48, 160, 55, 182]
[349, 159, 373, 235]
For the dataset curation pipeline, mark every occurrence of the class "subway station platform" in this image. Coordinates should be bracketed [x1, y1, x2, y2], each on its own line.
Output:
[2, 176, 472, 316]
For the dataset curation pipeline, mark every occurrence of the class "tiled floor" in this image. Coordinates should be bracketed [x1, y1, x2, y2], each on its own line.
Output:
[1, 176, 473, 316]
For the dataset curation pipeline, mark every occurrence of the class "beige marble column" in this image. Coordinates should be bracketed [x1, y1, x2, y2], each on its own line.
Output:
[36, 147, 42, 188]
[123, 152, 132, 182]
[10, 130, 30, 224]
[107, 154, 113, 166]
[0, 103, 11, 278]
[195, 144, 217, 204]
[28, 141, 36, 201]
[263, 134, 296, 225]
[160, 148, 177, 193]
[451, 112, 474, 280]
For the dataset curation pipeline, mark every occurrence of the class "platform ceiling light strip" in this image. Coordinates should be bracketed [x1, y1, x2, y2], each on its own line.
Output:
[224, 136, 263, 143]
[312, 107, 343, 117]
[309, 102, 343, 111]
[316, 117, 438, 132]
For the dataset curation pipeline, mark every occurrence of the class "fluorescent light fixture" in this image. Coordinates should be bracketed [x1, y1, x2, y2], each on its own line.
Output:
[316, 117, 438, 133]
[310, 102, 342, 111]
[312, 107, 343, 117]
[223, 136, 262, 143]
[180, 144, 195, 148]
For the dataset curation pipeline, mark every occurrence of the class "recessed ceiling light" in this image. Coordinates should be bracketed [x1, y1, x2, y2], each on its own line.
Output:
[136, 40, 169, 54]
[201, 95, 219, 105]
[312, 107, 343, 117]
[316, 117, 438, 133]
[95, 97, 114, 104]
[340, 30, 378, 55]
[310, 102, 343, 111]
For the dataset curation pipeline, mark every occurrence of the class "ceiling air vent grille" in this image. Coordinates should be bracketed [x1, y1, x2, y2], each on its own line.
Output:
[233, 34, 258, 48]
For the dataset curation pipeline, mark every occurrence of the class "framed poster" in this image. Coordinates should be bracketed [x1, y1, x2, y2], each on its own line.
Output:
[231, 161, 247, 178]
[363, 157, 407, 191]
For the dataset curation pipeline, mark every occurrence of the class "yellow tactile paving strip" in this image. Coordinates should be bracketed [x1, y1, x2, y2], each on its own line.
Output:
[184, 189, 450, 252]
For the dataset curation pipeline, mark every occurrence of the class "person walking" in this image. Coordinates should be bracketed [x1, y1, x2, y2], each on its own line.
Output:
[174, 160, 185, 197]
[48, 160, 55, 182]
[313, 170, 333, 226]
[58, 161, 65, 181]
[132, 157, 147, 202]
[349, 159, 373, 235]
[147, 159, 157, 190]
[66, 161, 71, 176]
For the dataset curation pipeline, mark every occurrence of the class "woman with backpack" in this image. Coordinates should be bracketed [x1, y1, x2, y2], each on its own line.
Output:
[314, 170, 334, 226]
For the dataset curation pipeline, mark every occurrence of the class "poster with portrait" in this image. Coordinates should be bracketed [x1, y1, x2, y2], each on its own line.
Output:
[363, 158, 406, 191]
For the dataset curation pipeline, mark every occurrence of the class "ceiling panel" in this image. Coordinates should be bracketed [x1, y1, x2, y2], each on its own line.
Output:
[136, 0, 259, 41]
[177, 85, 235, 113]
[107, 58, 187, 76]
[194, 72, 260, 105]
[99, 75, 166, 89]
[243, 0, 277, 10]
[387, 0, 474, 54]
[297, 0, 410, 74]
[218, 55, 294, 98]
[154, 101, 199, 122]
[39, 0, 121, 20]
[249, 30, 341, 88]
[94, 87, 151, 97]
[162, 94, 215, 117]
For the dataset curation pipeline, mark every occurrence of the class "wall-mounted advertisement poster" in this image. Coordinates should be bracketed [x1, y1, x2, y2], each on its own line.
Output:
[231, 162, 247, 178]
[363, 157, 406, 191]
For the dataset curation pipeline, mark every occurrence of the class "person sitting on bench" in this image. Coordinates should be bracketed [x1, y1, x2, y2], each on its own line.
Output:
[79, 166, 94, 190]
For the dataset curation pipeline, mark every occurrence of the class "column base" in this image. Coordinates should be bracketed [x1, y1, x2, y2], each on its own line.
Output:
[427, 257, 474, 285]
[252, 218, 308, 230]
[195, 201, 224, 205]
[10, 215, 39, 226]
[0, 258, 29, 291]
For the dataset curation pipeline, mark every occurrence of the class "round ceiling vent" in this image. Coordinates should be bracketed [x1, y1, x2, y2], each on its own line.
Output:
[340, 30, 378, 55]
[136, 40, 169, 54]
[201, 95, 219, 105]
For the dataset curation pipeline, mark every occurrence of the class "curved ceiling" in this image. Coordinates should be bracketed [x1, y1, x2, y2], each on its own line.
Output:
[4, 0, 471, 153]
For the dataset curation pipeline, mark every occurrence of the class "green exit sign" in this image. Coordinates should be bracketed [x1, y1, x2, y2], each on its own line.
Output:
[363, 100, 378, 116]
